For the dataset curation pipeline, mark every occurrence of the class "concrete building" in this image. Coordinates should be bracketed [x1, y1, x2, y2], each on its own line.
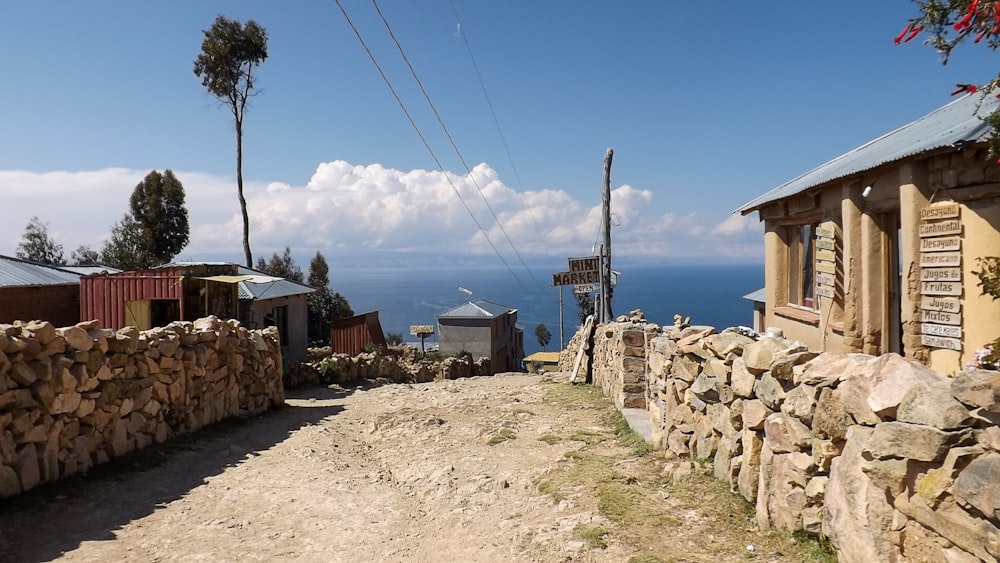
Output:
[738, 92, 1000, 374]
[437, 299, 524, 372]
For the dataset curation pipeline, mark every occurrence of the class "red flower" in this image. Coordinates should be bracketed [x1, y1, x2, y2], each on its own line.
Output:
[906, 26, 923, 42]
[951, 83, 979, 95]
[894, 24, 911, 45]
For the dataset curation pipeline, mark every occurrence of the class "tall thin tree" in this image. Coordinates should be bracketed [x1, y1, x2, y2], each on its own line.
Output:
[16, 216, 64, 265]
[193, 15, 268, 268]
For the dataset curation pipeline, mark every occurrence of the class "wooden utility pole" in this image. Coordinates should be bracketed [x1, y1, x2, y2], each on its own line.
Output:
[600, 148, 614, 323]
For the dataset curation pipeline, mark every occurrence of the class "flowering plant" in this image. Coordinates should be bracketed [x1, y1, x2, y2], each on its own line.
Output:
[967, 339, 1000, 370]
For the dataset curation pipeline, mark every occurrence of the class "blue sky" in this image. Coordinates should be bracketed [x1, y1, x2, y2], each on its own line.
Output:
[1, 1, 995, 269]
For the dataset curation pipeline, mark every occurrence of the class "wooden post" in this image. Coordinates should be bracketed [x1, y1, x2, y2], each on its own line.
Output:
[601, 148, 614, 323]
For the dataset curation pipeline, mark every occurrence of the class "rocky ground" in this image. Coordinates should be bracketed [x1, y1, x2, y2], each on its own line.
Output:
[0, 373, 834, 562]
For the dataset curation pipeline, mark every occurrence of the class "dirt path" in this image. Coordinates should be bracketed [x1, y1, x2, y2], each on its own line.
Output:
[0, 374, 832, 563]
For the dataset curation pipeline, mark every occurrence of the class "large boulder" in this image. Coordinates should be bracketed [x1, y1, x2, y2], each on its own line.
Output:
[951, 369, 1000, 411]
[866, 421, 971, 462]
[897, 382, 972, 430]
[867, 354, 946, 416]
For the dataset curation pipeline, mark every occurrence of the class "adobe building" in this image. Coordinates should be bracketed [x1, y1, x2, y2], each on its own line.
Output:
[738, 92, 1000, 374]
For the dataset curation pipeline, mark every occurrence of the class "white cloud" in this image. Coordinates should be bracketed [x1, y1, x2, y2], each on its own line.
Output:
[0, 161, 764, 264]
[712, 212, 763, 236]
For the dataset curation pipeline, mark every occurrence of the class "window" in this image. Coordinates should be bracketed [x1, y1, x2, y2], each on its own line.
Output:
[789, 223, 817, 310]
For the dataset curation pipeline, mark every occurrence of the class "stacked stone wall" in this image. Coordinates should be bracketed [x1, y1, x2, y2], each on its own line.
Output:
[575, 317, 1000, 562]
[591, 312, 656, 409]
[0, 316, 284, 499]
[310, 350, 491, 385]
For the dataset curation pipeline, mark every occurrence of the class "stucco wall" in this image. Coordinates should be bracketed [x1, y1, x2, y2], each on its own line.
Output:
[758, 148, 1000, 372]
[247, 294, 309, 364]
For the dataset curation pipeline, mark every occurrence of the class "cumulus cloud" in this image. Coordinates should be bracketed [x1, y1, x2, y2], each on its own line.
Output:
[0, 160, 764, 264]
[712, 212, 763, 236]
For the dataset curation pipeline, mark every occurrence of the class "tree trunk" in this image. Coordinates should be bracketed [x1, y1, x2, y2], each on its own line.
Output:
[236, 117, 252, 268]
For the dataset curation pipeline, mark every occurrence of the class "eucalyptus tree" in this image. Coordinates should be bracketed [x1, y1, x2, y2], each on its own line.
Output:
[193, 15, 268, 268]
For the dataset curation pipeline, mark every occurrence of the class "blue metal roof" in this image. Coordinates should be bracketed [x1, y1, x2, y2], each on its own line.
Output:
[737, 92, 998, 214]
[438, 299, 516, 318]
[742, 288, 766, 303]
[0, 255, 82, 288]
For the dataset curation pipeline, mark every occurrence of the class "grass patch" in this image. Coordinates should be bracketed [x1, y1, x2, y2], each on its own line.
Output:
[568, 429, 606, 445]
[573, 524, 608, 549]
[533, 477, 564, 501]
[609, 411, 654, 456]
[512, 407, 535, 415]
[542, 382, 606, 409]
[487, 428, 517, 446]
[537, 434, 561, 445]
[627, 556, 666, 563]
[791, 530, 838, 563]
[597, 483, 680, 527]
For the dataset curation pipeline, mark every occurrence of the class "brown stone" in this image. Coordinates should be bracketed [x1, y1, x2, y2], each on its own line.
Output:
[730, 357, 756, 398]
[867, 421, 971, 462]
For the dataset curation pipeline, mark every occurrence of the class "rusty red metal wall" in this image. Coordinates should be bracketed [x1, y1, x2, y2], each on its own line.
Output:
[79, 268, 185, 330]
[329, 311, 386, 355]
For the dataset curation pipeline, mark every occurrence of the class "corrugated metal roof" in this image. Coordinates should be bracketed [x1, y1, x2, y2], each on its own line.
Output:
[234, 266, 314, 300]
[61, 265, 121, 276]
[742, 288, 766, 303]
[0, 255, 82, 288]
[737, 92, 999, 214]
[158, 262, 314, 300]
[438, 299, 515, 318]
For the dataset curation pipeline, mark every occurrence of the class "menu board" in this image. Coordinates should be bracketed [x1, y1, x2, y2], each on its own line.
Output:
[815, 222, 839, 300]
[918, 203, 962, 351]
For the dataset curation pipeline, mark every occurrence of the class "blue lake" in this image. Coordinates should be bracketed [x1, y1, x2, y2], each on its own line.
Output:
[330, 263, 763, 355]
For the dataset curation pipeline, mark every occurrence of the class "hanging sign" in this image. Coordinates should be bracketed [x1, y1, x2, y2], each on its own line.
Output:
[918, 203, 963, 351]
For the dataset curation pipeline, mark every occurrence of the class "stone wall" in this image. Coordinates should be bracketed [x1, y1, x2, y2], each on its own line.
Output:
[0, 316, 285, 499]
[591, 311, 656, 409]
[576, 317, 1000, 563]
[310, 349, 492, 385]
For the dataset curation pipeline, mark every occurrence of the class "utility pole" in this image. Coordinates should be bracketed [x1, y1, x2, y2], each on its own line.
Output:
[600, 148, 614, 323]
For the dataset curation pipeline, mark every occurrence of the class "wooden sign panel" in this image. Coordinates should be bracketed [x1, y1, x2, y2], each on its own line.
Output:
[919, 219, 962, 238]
[816, 227, 835, 239]
[816, 261, 837, 274]
[920, 309, 961, 325]
[816, 249, 836, 262]
[920, 268, 962, 282]
[919, 203, 960, 221]
[921, 323, 962, 338]
[921, 281, 962, 296]
[816, 238, 836, 251]
[920, 252, 961, 267]
[921, 334, 962, 351]
[816, 272, 836, 287]
[816, 285, 835, 299]
[921, 296, 960, 313]
[920, 237, 961, 252]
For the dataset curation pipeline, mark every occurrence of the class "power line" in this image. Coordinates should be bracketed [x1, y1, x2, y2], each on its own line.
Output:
[369, 0, 550, 299]
[332, 0, 532, 296]
[447, 0, 547, 245]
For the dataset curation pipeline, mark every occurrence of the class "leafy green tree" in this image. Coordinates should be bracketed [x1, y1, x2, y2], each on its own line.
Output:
[303, 251, 354, 346]
[534, 323, 552, 351]
[100, 214, 148, 270]
[256, 247, 304, 283]
[574, 292, 595, 325]
[16, 216, 64, 265]
[129, 170, 189, 264]
[386, 332, 404, 346]
[193, 15, 269, 268]
[70, 245, 100, 266]
[98, 170, 190, 270]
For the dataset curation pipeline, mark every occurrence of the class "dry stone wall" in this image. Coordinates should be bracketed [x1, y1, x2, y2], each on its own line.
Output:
[309, 350, 491, 385]
[0, 316, 284, 499]
[581, 315, 1000, 563]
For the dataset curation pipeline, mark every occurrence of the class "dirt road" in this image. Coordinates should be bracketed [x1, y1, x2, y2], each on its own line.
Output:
[0, 374, 831, 562]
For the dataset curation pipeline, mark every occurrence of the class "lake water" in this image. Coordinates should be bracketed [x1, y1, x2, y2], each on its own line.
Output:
[330, 263, 763, 355]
